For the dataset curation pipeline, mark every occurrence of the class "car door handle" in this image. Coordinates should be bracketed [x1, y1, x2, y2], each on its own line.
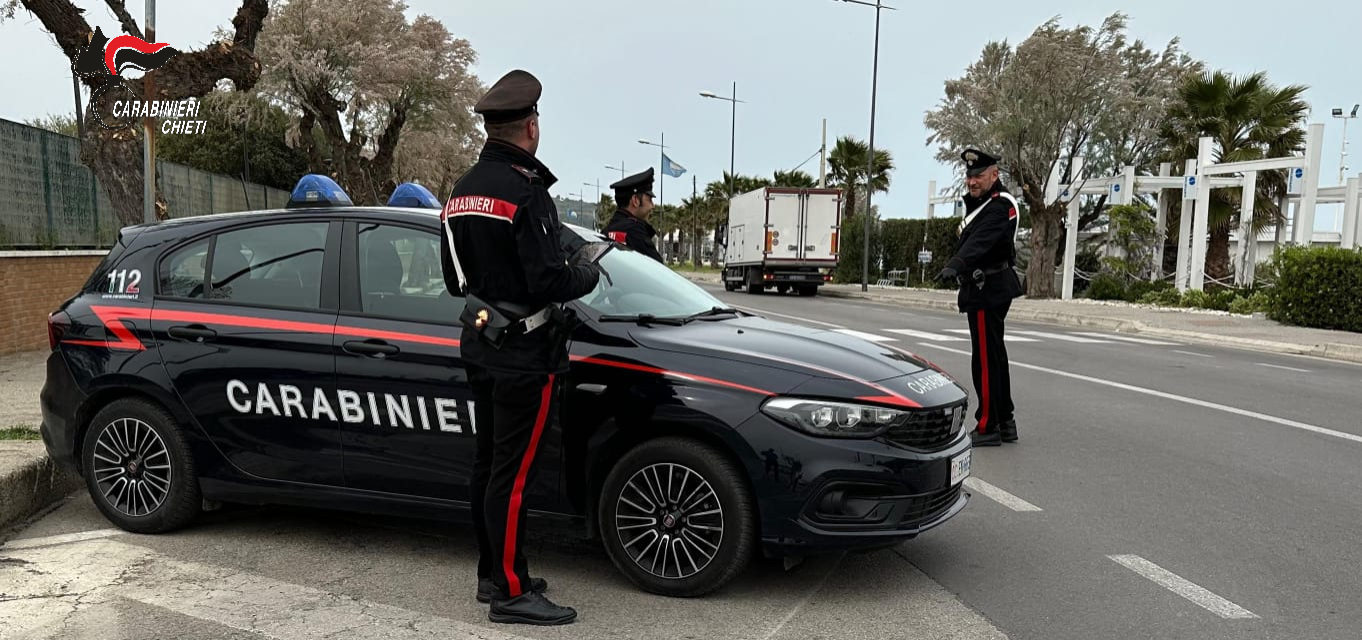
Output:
[343, 339, 400, 357]
[575, 383, 607, 394]
[167, 324, 217, 342]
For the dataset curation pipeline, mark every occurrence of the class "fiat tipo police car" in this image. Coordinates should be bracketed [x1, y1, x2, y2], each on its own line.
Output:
[40, 176, 973, 597]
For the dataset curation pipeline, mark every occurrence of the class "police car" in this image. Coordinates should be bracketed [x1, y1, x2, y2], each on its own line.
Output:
[40, 176, 973, 597]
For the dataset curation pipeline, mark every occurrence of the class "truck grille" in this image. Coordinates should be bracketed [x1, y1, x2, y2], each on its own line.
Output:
[882, 404, 966, 451]
[899, 484, 964, 529]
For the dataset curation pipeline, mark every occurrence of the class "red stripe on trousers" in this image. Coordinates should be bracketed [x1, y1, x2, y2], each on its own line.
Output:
[503, 374, 554, 597]
[977, 310, 990, 433]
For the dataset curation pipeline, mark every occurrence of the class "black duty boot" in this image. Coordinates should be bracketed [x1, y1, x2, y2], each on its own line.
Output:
[970, 428, 1002, 447]
[488, 591, 577, 626]
[1000, 420, 1018, 443]
[477, 577, 547, 604]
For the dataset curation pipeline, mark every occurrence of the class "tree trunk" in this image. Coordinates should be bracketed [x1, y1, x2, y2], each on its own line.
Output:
[1026, 203, 1066, 298]
[1205, 224, 1232, 282]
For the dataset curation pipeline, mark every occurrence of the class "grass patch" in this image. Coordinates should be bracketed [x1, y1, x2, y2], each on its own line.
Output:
[670, 264, 722, 274]
[0, 425, 41, 440]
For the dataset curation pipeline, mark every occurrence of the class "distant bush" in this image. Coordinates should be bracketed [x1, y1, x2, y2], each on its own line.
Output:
[1086, 272, 1128, 301]
[1266, 246, 1362, 333]
[1139, 288, 1182, 307]
[1228, 291, 1270, 316]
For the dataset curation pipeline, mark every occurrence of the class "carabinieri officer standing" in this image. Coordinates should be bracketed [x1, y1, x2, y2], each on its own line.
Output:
[937, 149, 1023, 447]
[441, 69, 600, 626]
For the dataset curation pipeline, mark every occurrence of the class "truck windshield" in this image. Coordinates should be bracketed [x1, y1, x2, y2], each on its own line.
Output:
[560, 226, 725, 319]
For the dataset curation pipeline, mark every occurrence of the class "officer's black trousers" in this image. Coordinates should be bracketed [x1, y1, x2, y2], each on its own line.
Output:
[966, 300, 1015, 433]
[467, 363, 559, 601]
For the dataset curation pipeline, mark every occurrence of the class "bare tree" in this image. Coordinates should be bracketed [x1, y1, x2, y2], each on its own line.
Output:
[4, 0, 268, 225]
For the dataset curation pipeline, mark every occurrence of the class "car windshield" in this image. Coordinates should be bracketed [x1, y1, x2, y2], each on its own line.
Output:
[560, 225, 727, 319]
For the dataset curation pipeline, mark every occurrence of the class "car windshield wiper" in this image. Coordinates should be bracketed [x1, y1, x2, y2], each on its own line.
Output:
[597, 313, 688, 326]
[681, 306, 742, 322]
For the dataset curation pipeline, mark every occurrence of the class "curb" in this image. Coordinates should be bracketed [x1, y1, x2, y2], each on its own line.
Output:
[0, 444, 83, 532]
[682, 274, 1362, 366]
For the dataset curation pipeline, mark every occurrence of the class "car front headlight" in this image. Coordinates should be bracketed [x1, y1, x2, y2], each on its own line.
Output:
[760, 397, 911, 438]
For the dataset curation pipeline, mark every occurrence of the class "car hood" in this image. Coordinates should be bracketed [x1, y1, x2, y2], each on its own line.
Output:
[629, 316, 931, 383]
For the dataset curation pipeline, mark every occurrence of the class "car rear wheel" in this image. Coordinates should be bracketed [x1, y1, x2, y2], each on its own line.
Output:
[598, 437, 755, 597]
[82, 398, 201, 534]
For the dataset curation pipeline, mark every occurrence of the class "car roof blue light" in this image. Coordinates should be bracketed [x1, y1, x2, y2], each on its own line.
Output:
[386, 182, 442, 209]
[286, 174, 353, 208]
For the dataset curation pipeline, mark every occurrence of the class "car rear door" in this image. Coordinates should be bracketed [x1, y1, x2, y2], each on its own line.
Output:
[151, 219, 344, 485]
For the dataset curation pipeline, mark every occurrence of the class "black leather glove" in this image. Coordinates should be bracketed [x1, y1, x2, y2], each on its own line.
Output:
[936, 266, 958, 282]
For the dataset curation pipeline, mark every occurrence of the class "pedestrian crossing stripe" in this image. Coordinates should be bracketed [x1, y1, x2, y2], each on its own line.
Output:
[1010, 330, 1111, 343]
[942, 329, 1040, 343]
[885, 329, 966, 342]
[834, 328, 1181, 347]
[1071, 332, 1180, 345]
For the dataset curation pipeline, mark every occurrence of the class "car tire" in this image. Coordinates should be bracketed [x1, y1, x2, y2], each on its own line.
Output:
[598, 437, 755, 597]
[82, 398, 201, 534]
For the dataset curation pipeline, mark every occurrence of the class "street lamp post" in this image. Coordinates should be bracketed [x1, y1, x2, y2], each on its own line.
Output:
[837, 0, 894, 292]
[605, 164, 626, 180]
[583, 180, 601, 229]
[1333, 105, 1359, 184]
[701, 83, 743, 269]
[638, 136, 669, 205]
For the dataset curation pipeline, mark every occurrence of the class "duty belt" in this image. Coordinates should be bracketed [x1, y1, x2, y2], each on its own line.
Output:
[485, 298, 555, 334]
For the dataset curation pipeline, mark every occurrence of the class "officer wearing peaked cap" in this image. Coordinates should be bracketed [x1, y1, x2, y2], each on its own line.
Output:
[604, 168, 665, 263]
[937, 148, 1023, 447]
[441, 69, 600, 626]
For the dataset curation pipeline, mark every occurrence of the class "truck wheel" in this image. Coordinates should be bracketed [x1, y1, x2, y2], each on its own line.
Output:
[797, 285, 818, 297]
[598, 437, 756, 597]
[82, 398, 201, 534]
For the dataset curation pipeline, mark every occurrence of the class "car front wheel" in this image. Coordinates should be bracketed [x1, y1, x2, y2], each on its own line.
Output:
[82, 398, 201, 533]
[598, 437, 755, 597]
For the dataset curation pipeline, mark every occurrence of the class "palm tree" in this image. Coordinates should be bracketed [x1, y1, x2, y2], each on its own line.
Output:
[772, 169, 817, 188]
[1158, 70, 1308, 281]
[826, 136, 893, 219]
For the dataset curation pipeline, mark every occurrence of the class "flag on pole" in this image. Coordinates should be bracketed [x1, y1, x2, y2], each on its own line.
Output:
[662, 152, 687, 178]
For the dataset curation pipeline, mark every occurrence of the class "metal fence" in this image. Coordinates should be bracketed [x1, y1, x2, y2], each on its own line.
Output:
[0, 118, 290, 249]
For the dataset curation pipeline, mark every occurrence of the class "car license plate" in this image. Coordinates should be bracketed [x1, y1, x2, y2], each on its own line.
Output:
[950, 449, 971, 486]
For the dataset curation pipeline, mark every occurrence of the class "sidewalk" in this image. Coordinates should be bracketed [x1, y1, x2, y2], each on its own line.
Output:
[681, 272, 1362, 364]
[0, 350, 79, 533]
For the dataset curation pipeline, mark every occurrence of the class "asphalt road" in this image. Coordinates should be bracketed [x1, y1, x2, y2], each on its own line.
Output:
[4, 287, 1360, 640]
[702, 284, 1362, 640]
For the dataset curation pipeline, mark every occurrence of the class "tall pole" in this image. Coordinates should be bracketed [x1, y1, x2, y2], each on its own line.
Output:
[729, 81, 737, 200]
[819, 118, 827, 188]
[861, 1, 883, 292]
[142, 0, 157, 223]
[693, 174, 700, 268]
[71, 69, 84, 140]
[1341, 116, 1351, 185]
[660, 131, 665, 206]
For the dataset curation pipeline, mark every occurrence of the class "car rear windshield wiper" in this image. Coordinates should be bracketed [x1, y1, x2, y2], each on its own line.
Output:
[597, 313, 688, 326]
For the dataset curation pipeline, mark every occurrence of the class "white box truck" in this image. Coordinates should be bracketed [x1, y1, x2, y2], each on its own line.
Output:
[719, 187, 842, 295]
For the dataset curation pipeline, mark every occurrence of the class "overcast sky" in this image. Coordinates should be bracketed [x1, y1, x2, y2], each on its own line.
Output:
[2, 0, 1358, 229]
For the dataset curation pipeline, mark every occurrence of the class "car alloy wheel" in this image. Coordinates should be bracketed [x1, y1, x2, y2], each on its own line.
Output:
[91, 417, 172, 517]
[615, 462, 724, 580]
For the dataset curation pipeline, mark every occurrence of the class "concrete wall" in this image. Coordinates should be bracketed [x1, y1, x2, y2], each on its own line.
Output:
[0, 251, 106, 355]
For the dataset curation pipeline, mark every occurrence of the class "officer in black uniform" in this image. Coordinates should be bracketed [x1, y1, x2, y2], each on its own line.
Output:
[937, 149, 1023, 447]
[441, 69, 600, 625]
[603, 168, 665, 263]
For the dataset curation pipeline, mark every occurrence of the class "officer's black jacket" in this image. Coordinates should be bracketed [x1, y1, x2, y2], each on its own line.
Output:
[947, 180, 1024, 312]
[604, 209, 664, 263]
[441, 139, 600, 373]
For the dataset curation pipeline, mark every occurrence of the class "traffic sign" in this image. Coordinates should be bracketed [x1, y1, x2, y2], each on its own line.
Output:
[1287, 166, 1304, 194]
[917, 251, 933, 264]
[1110, 182, 1125, 205]
[1183, 175, 1197, 200]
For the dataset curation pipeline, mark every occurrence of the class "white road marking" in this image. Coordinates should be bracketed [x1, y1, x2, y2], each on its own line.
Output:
[886, 328, 967, 342]
[1011, 330, 1112, 343]
[760, 552, 845, 640]
[1107, 554, 1259, 619]
[943, 329, 1040, 343]
[1072, 332, 1180, 345]
[963, 478, 1043, 512]
[0, 538, 537, 640]
[731, 304, 845, 329]
[917, 343, 1362, 445]
[0, 528, 125, 550]
[834, 329, 897, 342]
[1256, 362, 1311, 373]
[1173, 350, 1214, 358]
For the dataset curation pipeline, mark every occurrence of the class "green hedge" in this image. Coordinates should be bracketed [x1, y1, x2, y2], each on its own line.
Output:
[1267, 246, 1362, 332]
[834, 215, 961, 288]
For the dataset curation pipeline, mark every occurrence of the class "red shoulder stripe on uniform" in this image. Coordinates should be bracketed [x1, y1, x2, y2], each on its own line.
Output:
[608, 231, 627, 244]
[1008, 207, 1017, 220]
[441, 195, 518, 222]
